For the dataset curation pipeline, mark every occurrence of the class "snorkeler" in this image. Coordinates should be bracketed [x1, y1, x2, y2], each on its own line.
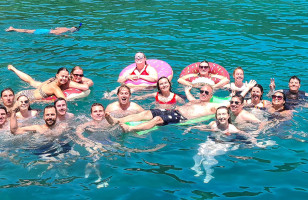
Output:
[105, 85, 144, 115]
[10, 105, 67, 135]
[54, 98, 74, 121]
[5, 23, 82, 35]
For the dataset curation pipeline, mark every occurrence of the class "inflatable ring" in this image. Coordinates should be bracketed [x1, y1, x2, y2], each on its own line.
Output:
[43, 88, 91, 101]
[179, 62, 230, 84]
[119, 59, 173, 87]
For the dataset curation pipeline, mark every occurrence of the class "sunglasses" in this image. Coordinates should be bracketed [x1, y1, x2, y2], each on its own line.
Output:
[20, 100, 29, 104]
[272, 95, 283, 100]
[73, 74, 84, 77]
[135, 56, 145, 60]
[199, 65, 209, 69]
[230, 101, 241, 105]
[200, 90, 210, 95]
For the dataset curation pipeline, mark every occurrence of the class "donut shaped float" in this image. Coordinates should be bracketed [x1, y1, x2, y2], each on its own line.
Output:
[43, 88, 91, 101]
[119, 59, 173, 87]
[179, 62, 230, 84]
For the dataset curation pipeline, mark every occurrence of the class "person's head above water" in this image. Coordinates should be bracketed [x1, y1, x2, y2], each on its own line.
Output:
[43, 105, 57, 127]
[90, 103, 105, 121]
[134, 52, 147, 66]
[199, 84, 213, 102]
[198, 61, 210, 76]
[1, 88, 15, 107]
[117, 85, 131, 105]
[70, 66, 84, 83]
[157, 77, 172, 94]
[54, 97, 68, 117]
[215, 106, 232, 125]
[288, 76, 301, 93]
[233, 67, 244, 83]
[56, 67, 70, 85]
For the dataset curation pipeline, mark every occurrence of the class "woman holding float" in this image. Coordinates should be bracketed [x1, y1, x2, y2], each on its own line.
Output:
[134, 77, 185, 109]
[118, 52, 158, 87]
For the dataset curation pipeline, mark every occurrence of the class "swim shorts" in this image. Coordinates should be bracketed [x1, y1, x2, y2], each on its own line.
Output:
[150, 109, 187, 125]
[34, 29, 50, 34]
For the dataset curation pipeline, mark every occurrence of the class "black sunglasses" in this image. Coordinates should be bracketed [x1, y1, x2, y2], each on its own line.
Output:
[73, 74, 84, 77]
[272, 95, 283, 100]
[20, 100, 29, 104]
[199, 65, 209, 69]
[230, 100, 241, 105]
[200, 90, 209, 95]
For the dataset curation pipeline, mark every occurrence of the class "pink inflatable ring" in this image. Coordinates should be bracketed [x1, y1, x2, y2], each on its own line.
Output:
[119, 59, 173, 87]
[179, 62, 230, 84]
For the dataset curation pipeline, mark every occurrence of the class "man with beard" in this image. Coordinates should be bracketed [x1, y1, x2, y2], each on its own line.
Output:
[269, 76, 307, 108]
[105, 85, 144, 116]
[54, 98, 74, 121]
[106, 84, 229, 133]
[1, 88, 15, 117]
[10, 105, 66, 135]
[0, 105, 9, 130]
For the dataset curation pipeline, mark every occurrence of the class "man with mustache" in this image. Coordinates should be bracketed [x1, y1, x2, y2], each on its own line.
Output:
[54, 98, 74, 121]
[1, 88, 15, 117]
[10, 105, 66, 135]
[105, 85, 144, 116]
[0, 105, 9, 130]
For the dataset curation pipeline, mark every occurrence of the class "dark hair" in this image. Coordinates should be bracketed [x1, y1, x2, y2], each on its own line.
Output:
[1, 88, 14, 97]
[199, 60, 209, 67]
[91, 103, 104, 113]
[54, 97, 67, 106]
[44, 105, 56, 115]
[251, 84, 264, 100]
[17, 95, 32, 110]
[273, 91, 286, 106]
[233, 67, 244, 76]
[0, 105, 8, 114]
[117, 85, 131, 95]
[232, 94, 244, 104]
[215, 106, 231, 124]
[157, 77, 172, 94]
[56, 67, 69, 74]
[289, 76, 300, 84]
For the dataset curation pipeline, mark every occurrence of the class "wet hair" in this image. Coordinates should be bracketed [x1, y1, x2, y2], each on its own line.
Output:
[0, 105, 8, 114]
[199, 60, 210, 67]
[273, 91, 286, 106]
[56, 67, 69, 75]
[1, 88, 14, 97]
[16, 95, 32, 110]
[233, 67, 244, 76]
[289, 76, 300, 84]
[157, 76, 172, 94]
[135, 52, 147, 65]
[215, 106, 231, 124]
[91, 103, 104, 113]
[251, 84, 264, 100]
[232, 94, 244, 104]
[70, 66, 84, 80]
[117, 85, 131, 95]
[54, 97, 67, 106]
[43, 105, 56, 115]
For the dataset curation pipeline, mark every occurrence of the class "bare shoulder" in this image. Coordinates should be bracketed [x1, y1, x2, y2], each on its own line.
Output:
[105, 102, 119, 112]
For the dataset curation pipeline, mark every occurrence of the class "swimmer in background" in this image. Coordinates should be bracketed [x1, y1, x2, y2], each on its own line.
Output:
[223, 67, 253, 96]
[177, 61, 229, 89]
[8, 65, 91, 93]
[5, 23, 82, 35]
[10, 105, 67, 136]
[117, 52, 158, 86]
[105, 85, 144, 116]
[134, 77, 185, 109]
[54, 98, 74, 121]
[0, 105, 9, 131]
[268, 76, 308, 108]
[1, 88, 15, 117]
[240, 81, 271, 109]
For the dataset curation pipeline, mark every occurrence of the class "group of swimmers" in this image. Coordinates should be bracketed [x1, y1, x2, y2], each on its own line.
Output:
[0, 51, 307, 184]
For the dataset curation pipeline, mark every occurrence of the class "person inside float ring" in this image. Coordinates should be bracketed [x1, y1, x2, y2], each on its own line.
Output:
[223, 67, 252, 96]
[134, 76, 185, 109]
[177, 61, 229, 89]
[8, 64, 90, 94]
[70, 66, 94, 87]
[240, 81, 271, 110]
[117, 52, 158, 85]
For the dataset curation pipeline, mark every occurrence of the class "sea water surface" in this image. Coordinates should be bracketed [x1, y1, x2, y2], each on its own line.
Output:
[0, 0, 307, 199]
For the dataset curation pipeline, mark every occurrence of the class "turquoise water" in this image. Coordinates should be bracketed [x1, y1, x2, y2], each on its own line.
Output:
[0, 0, 308, 199]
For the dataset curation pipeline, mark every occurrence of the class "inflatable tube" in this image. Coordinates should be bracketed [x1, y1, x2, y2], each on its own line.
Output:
[43, 88, 91, 101]
[119, 59, 173, 87]
[179, 62, 230, 85]
[125, 95, 231, 135]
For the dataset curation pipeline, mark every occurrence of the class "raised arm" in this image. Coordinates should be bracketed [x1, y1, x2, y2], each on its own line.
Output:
[240, 80, 257, 98]
[10, 110, 40, 134]
[177, 74, 195, 87]
[185, 86, 196, 101]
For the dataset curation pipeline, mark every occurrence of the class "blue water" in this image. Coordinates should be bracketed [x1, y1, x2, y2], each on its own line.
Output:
[0, 1, 308, 199]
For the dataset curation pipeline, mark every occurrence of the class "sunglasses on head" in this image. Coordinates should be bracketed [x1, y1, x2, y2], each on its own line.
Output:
[73, 74, 84, 77]
[200, 90, 209, 95]
[199, 65, 209, 69]
[272, 95, 283, 100]
[230, 100, 241, 105]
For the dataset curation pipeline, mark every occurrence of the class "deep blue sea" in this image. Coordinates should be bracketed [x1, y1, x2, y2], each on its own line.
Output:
[0, 1, 307, 199]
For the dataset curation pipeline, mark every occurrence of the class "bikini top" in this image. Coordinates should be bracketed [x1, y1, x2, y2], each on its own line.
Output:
[130, 65, 149, 76]
[155, 92, 177, 104]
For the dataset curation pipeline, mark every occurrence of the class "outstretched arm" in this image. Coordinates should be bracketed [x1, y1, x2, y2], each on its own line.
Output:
[8, 65, 42, 88]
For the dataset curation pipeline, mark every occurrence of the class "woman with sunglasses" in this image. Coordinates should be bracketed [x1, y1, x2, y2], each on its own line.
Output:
[70, 66, 93, 87]
[14, 95, 38, 120]
[240, 82, 271, 110]
[8, 64, 90, 93]
[134, 77, 185, 109]
[177, 61, 229, 89]
[267, 91, 292, 119]
[118, 52, 158, 86]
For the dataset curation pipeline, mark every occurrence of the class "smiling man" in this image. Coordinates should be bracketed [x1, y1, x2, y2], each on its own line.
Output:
[0, 105, 9, 130]
[1, 88, 15, 117]
[54, 98, 74, 121]
[105, 85, 144, 115]
[106, 84, 228, 133]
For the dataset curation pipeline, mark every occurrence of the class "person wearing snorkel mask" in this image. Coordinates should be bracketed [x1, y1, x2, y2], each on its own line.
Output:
[6, 23, 82, 35]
